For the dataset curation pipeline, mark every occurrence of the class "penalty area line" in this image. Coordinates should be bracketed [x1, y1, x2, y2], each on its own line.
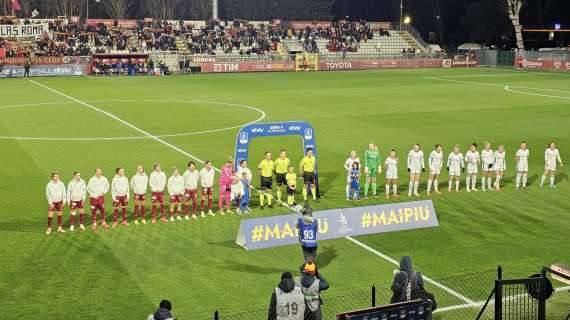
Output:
[345, 235, 477, 306]
[28, 80, 219, 173]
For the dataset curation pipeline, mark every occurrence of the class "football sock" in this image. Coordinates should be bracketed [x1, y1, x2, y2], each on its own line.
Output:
[515, 174, 521, 188]
[427, 180, 433, 192]
[57, 215, 62, 227]
[385, 184, 390, 195]
[311, 187, 317, 200]
[364, 183, 369, 196]
[481, 178, 486, 189]
[100, 208, 106, 223]
[471, 177, 476, 189]
[268, 194, 273, 205]
[372, 183, 377, 195]
[277, 190, 282, 202]
[448, 180, 452, 189]
[48, 216, 52, 228]
[121, 208, 126, 221]
[134, 205, 139, 219]
[522, 175, 527, 188]
[434, 179, 439, 191]
[70, 212, 76, 225]
[259, 193, 264, 206]
[113, 208, 119, 222]
[455, 180, 460, 191]
[302, 188, 308, 200]
[152, 204, 157, 218]
[200, 199, 205, 210]
[466, 177, 471, 190]
[208, 198, 213, 209]
[346, 184, 350, 198]
[550, 176, 555, 186]
[288, 196, 294, 205]
[225, 192, 231, 209]
[541, 175, 546, 186]
[393, 184, 398, 195]
[487, 177, 492, 189]
[408, 181, 414, 194]
[413, 181, 419, 194]
[79, 213, 84, 225]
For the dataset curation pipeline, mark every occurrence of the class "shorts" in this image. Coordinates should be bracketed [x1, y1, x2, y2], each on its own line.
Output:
[90, 196, 105, 211]
[482, 163, 493, 172]
[219, 184, 231, 193]
[429, 167, 441, 175]
[386, 169, 398, 180]
[449, 168, 461, 177]
[151, 192, 164, 203]
[70, 200, 84, 210]
[185, 189, 197, 200]
[366, 167, 378, 178]
[134, 194, 146, 201]
[303, 172, 315, 184]
[113, 195, 128, 207]
[467, 165, 478, 175]
[517, 164, 528, 172]
[49, 201, 64, 211]
[287, 185, 296, 195]
[301, 246, 318, 262]
[275, 173, 287, 186]
[201, 187, 213, 196]
[170, 194, 182, 203]
[545, 162, 557, 171]
[409, 167, 422, 174]
[261, 176, 273, 189]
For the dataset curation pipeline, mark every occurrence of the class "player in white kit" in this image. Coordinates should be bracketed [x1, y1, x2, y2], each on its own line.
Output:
[493, 145, 507, 191]
[465, 143, 481, 192]
[384, 149, 399, 199]
[480, 142, 494, 192]
[407, 144, 425, 197]
[541, 142, 563, 188]
[427, 144, 443, 196]
[344, 151, 360, 200]
[515, 141, 530, 190]
[447, 145, 465, 192]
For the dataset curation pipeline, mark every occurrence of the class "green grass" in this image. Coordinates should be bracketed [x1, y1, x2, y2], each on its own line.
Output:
[0, 68, 569, 319]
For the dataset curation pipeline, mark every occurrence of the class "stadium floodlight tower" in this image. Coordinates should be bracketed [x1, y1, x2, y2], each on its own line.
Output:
[212, 0, 218, 19]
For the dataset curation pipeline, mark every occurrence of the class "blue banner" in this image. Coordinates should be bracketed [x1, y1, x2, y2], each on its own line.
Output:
[1, 64, 88, 77]
[234, 121, 317, 171]
[236, 200, 439, 250]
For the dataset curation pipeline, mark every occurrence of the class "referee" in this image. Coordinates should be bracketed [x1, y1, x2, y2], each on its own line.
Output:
[258, 151, 274, 209]
[274, 149, 290, 206]
[299, 148, 317, 202]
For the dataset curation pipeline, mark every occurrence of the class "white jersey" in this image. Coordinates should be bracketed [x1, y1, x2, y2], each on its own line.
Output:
[385, 157, 398, 180]
[130, 172, 149, 195]
[87, 175, 110, 198]
[516, 149, 530, 171]
[544, 148, 562, 171]
[237, 167, 252, 182]
[67, 179, 87, 202]
[428, 150, 444, 175]
[465, 150, 480, 174]
[46, 180, 66, 204]
[481, 149, 494, 171]
[167, 175, 185, 195]
[200, 168, 215, 188]
[447, 152, 465, 176]
[111, 175, 130, 200]
[183, 169, 200, 190]
[493, 151, 507, 171]
[407, 150, 425, 174]
[149, 171, 167, 192]
[344, 156, 360, 181]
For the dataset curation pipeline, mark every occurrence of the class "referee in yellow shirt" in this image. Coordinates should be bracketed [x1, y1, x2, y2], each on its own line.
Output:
[258, 151, 275, 209]
[299, 148, 317, 201]
[274, 149, 291, 206]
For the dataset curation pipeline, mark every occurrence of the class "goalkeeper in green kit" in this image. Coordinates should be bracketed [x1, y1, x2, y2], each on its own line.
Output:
[364, 143, 382, 198]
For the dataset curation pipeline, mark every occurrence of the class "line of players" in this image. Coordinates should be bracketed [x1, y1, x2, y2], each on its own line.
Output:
[344, 141, 563, 200]
[44, 149, 318, 235]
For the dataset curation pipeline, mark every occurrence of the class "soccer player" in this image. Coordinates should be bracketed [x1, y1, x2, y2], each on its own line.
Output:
[344, 150, 360, 200]
[363, 143, 381, 198]
[349, 162, 360, 201]
[235, 160, 252, 209]
[274, 149, 291, 205]
[481, 142, 494, 192]
[167, 167, 185, 221]
[45, 172, 66, 234]
[111, 167, 130, 227]
[87, 168, 110, 230]
[465, 143, 481, 192]
[407, 144, 425, 197]
[515, 141, 530, 190]
[427, 144, 443, 196]
[258, 152, 275, 209]
[541, 141, 563, 188]
[384, 149, 399, 199]
[299, 148, 317, 202]
[447, 145, 465, 192]
[493, 145, 507, 191]
[285, 165, 297, 206]
[200, 160, 216, 216]
[238, 172, 253, 214]
[67, 171, 87, 232]
[130, 165, 148, 225]
[218, 160, 234, 215]
[149, 163, 167, 224]
[183, 161, 200, 219]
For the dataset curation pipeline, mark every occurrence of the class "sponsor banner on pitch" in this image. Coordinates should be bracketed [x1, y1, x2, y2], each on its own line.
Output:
[1, 64, 89, 77]
[522, 59, 570, 72]
[0, 23, 49, 38]
[236, 200, 439, 250]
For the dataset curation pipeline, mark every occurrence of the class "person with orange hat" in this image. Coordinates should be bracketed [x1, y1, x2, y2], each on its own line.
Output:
[296, 261, 329, 320]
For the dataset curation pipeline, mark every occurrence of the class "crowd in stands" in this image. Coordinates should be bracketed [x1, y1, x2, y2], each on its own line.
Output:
[297, 20, 374, 53]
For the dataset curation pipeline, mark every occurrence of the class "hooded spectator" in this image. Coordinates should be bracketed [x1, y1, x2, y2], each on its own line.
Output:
[151, 300, 175, 320]
[390, 256, 436, 310]
[296, 262, 329, 320]
[268, 272, 305, 320]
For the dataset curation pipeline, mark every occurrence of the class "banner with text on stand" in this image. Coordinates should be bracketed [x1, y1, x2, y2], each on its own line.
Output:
[236, 200, 439, 250]
[234, 121, 320, 197]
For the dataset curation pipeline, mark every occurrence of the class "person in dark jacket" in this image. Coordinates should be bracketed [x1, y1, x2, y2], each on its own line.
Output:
[297, 262, 329, 320]
[24, 60, 31, 78]
[152, 300, 175, 320]
[390, 256, 424, 303]
[268, 272, 305, 320]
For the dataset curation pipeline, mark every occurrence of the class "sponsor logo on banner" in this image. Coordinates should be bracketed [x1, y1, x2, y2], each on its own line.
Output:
[251, 127, 264, 133]
[304, 128, 313, 140]
[1, 64, 88, 77]
[235, 200, 439, 250]
[325, 61, 353, 70]
[288, 125, 302, 131]
[213, 63, 239, 72]
[0, 23, 48, 38]
[554, 61, 562, 69]
[239, 132, 248, 144]
[442, 59, 452, 68]
[192, 56, 216, 63]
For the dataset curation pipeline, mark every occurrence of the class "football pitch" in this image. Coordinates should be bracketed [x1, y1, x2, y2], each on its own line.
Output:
[0, 68, 569, 319]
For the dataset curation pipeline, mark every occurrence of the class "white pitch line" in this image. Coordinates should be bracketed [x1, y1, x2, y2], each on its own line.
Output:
[28, 80, 220, 172]
[345, 235, 477, 305]
[504, 86, 570, 100]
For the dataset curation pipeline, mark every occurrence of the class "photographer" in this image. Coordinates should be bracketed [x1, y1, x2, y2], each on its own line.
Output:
[268, 272, 305, 320]
[297, 262, 329, 320]
[390, 256, 437, 310]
